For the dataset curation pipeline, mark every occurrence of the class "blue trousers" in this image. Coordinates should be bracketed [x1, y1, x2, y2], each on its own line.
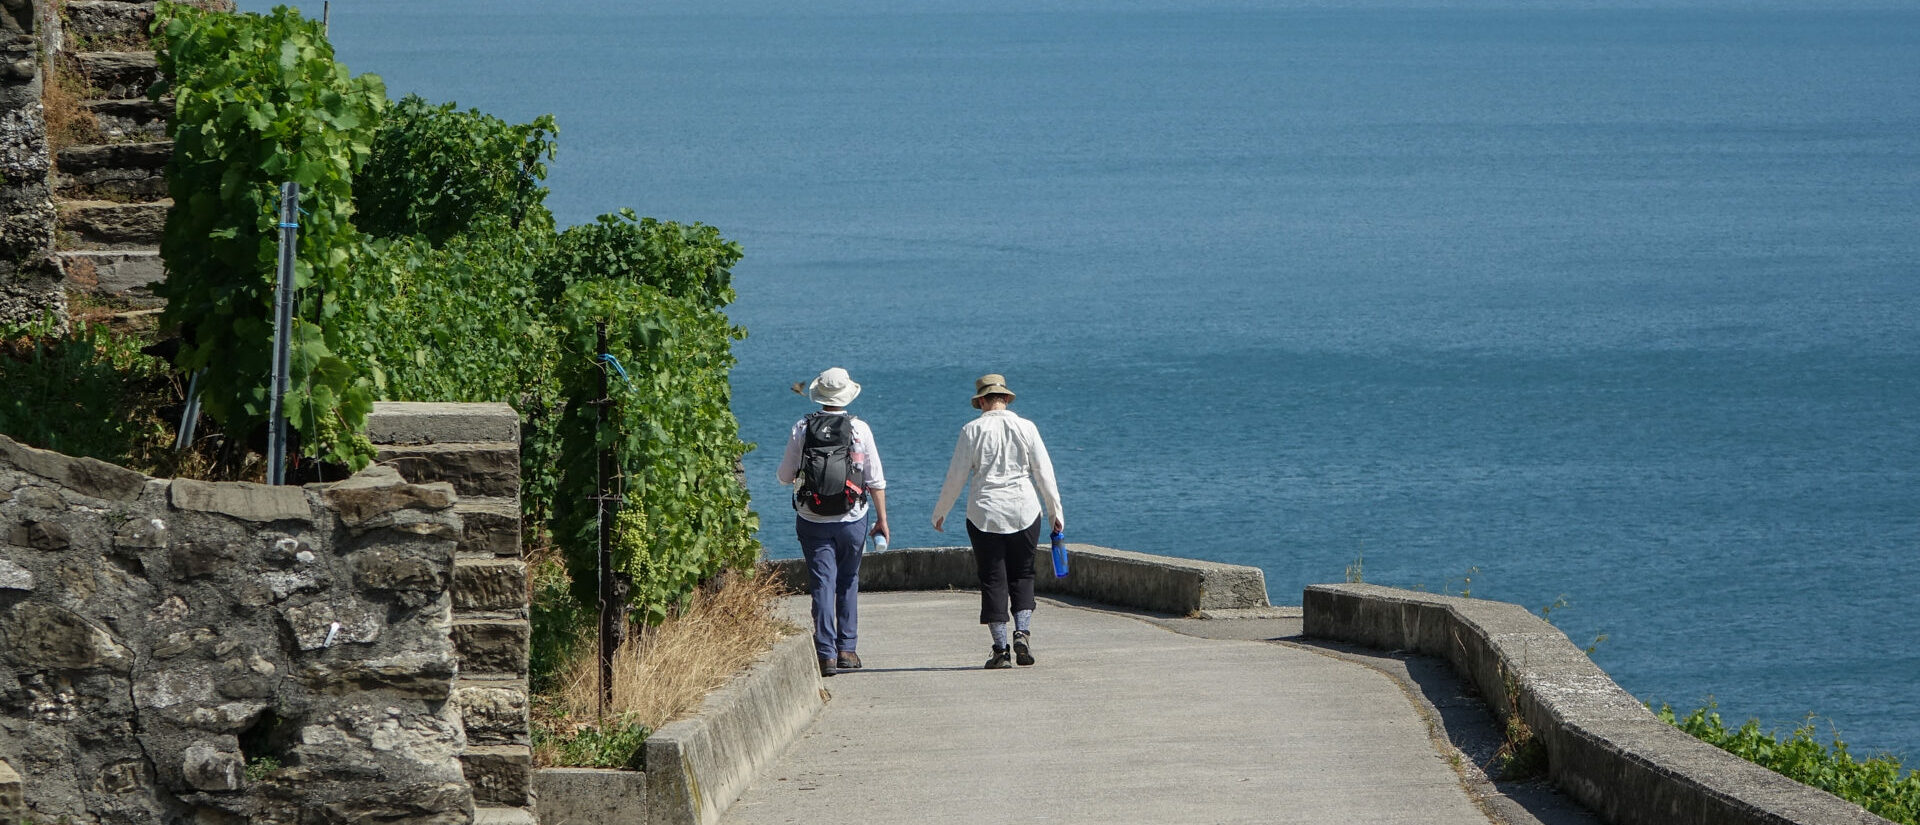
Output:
[796, 515, 867, 660]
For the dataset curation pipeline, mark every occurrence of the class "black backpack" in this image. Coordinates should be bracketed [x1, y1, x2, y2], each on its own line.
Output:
[794, 413, 867, 515]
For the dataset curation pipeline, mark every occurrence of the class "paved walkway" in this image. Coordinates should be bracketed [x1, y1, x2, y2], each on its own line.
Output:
[722, 591, 1498, 825]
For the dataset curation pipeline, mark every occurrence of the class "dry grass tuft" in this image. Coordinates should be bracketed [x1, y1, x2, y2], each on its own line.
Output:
[533, 567, 798, 766]
[42, 55, 102, 153]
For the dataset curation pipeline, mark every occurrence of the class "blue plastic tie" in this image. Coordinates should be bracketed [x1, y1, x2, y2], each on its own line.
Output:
[597, 353, 632, 385]
[277, 222, 299, 229]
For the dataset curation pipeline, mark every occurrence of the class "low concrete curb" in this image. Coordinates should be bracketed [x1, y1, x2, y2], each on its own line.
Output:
[1302, 584, 1894, 825]
[535, 768, 647, 825]
[643, 630, 825, 825]
[767, 544, 1269, 614]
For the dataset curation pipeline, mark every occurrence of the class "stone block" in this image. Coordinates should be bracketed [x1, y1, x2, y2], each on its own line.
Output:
[0, 757, 21, 816]
[9, 519, 68, 550]
[353, 545, 451, 595]
[0, 558, 32, 591]
[73, 51, 159, 99]
[462, 745, 532, 807]
[2, 601, 133, 672]
[302, 651, 457, 700]
[453, 559, 528, 613]
[58, 249, 163, 300]
[181, 739, 244, 792]
[168, 539, 238, 581]
[0, 434, 148, 502]
[536, 768, 647, 825]
[377, 443, 520, 499]
[63, 1, 157, 45]
[456, 498, 522, 558]
[455, 684, 529, 746]
[367, 402, 521, 445]
[323, 466, 456, 529]
[453, 619, 529, 677]
[81, 101, 170, 144]
[170, 479, 311, 523]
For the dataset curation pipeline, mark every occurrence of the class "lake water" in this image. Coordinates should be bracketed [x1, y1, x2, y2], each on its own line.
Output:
[262, 0, 1920, 760]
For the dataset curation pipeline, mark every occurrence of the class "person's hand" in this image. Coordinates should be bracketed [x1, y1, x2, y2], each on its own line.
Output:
[1051, 516, 1065, 534]
[871, 519, 890, 541]
[932, 515, 946, 533]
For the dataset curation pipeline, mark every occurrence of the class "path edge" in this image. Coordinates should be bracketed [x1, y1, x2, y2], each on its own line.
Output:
[1303, 583, 1894, 825]
[643, 630, 824, 825]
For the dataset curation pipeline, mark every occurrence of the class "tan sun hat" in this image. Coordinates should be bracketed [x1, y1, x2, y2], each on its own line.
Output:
[971, 373, 1015, 402]
[805, 367, 861, 406]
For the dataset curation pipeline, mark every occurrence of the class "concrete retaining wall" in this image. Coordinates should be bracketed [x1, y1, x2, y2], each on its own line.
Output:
[1302, 584, 1894, 825]
[643, 630, 824, 825]
[767, 544, 1269, 615]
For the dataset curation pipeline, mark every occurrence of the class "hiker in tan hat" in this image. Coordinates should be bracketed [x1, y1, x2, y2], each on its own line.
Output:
[777, 367, 890, 677]
[932, 373, 1065, 669]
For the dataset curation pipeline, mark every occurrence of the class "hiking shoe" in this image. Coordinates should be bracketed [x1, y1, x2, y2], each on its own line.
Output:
[985, 646, 1013, 669]
[837, 650, 863, 670]
[818, 656, 837, 677]
[1012, 630, 1034, 666]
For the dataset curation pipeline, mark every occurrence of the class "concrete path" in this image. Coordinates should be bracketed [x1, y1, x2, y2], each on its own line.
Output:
[722, 592, 1496, 825]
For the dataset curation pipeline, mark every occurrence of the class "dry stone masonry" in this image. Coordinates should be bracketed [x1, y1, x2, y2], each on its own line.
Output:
[0, 0, 63, 327]
[0, 401, 534, 825]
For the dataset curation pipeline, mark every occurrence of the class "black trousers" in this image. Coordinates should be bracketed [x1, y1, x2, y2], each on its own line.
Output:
[966, 516, 1041, 624]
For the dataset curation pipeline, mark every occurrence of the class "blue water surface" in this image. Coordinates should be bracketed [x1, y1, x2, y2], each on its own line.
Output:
[255, 0, 1920, 759]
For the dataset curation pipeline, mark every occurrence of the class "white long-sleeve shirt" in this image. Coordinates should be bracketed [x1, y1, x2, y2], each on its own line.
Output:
[776, 411, 885, 523]
[932, 409, 1063, 535]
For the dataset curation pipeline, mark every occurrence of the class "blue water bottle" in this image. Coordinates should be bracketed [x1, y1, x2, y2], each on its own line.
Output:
[1050, 530, 1069, 578]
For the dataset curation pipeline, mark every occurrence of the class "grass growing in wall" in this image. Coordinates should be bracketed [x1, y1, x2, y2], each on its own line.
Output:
[1658, 702, 1920, 824]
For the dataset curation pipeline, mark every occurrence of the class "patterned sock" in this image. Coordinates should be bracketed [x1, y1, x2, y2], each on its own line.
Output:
[1014, 609, 1033, 634]
[989, 622, 1010, 648]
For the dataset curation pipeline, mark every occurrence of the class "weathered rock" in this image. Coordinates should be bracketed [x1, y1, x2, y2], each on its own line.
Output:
[0, 757, 21, 816]
[302, 651, 457, 699]
[114, 514, 170, 549]
[14, 519, 70, 550]
[323, 467, 456, 528]
[453, 559, 527, 613]
[456, 685, 529, 746]
[455, 498, 522, 558]
[168, 539, 238, 581]
[9, 485, 63, 511]
[0, 557, 32, 591]
[3, 602, 132, 672]
[0, 436, 148, 502]
[170, 479, 311, 523]
[182, 739, 245, 792]
[452, 620, 529, 677]
[462, 745, 532, 807]
[376, 443, 520, 498]
[353, 545, 449, 594]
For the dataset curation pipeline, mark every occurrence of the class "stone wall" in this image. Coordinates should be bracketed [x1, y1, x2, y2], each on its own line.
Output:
[0, 434, 474, 824]
[1, 0, 65, 327]
[368, 402, 533, 824]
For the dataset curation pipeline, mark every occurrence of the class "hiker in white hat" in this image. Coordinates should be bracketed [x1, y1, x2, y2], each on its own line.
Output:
[932, 373, 1065, 669]
[776, 367, 889, 677]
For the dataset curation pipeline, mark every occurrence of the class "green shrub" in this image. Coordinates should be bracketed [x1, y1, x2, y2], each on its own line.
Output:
[533, 717, 649, 770]
[1659, 702, 1920, 824]
[0, 319, 171, 467]
[356, 95, 556, 245]
[152, 2, 386, 470]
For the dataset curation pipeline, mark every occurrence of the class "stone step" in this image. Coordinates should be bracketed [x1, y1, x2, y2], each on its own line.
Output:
[462, 745, 533, 808]
[454, 558, 529, 614]
[376, 442, 521, 499]
[454, 498, 523, 559]
[84, 97, 169, 142]
[63, 1, 156, 49]
[56, 198, 168, 249]
[472, 808, 536, 825]
[71, 51, 159, 100]
[57, 249, 163, 302]
[453, 618, 529, 678]
[52, 140, 171, 200]
[456, 680, 530, 747]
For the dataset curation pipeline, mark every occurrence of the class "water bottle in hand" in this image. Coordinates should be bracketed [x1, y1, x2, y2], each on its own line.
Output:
[873, 533, 889, 553]
[1050, 530, 1069, 578]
